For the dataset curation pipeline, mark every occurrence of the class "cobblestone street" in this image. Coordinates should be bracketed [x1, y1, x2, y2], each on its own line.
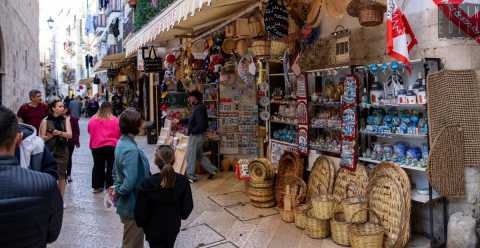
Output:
[50, 119, 430, 248]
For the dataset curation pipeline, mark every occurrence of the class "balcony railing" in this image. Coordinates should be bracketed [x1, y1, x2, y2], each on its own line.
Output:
[108, 40, 124, 55]
[105, 0, 123, 15]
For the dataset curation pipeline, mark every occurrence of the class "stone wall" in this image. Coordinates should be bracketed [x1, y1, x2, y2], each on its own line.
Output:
[0, 0, 41, 111]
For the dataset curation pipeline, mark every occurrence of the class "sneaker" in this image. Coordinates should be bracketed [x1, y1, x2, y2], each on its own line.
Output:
[208, 171, 217, 180]
[186, 175, 198, 183]
[92, 188, 103, 194]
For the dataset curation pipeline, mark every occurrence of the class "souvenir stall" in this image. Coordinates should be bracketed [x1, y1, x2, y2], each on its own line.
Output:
[240, 0, 450, 247]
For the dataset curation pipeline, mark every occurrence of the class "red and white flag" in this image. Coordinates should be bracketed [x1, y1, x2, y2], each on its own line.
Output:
[386, 0, 418, 72]
[433, 0, 480, 44]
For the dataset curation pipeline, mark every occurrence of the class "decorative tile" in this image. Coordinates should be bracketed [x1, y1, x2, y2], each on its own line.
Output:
[225, 203, 278, 221]
[176, 224, 225, 248]
[209, 191, 250, 207]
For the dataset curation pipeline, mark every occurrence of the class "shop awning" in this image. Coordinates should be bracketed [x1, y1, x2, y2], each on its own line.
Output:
[78, 78, 94, 85]
[124, 0, 259, 56]
[94, 52, 127, 72]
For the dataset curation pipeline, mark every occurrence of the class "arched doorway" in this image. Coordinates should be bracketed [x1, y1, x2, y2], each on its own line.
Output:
[0, 27, 4, 105]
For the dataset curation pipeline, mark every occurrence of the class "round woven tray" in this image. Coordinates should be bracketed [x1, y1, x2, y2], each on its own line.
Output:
[369, 162, 410, 248]
[275, 151, 304, 207]
[277, 175, 307, 208]
[308, 156, 336, 199]
[333, 164, 368, 203]
[249, 179, 274, 189]
[249, 158, 274, 182]
[251, 200, 276, 208]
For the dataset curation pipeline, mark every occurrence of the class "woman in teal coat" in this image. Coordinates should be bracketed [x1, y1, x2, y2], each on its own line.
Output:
[111, 108, 150, 248]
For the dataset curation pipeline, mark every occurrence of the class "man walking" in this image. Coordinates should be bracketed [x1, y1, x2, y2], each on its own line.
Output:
[68, 96, 83, 119]
[17, 89, 48, 131]
[0, 105, 63, 247]
[177, 90, 218, 182]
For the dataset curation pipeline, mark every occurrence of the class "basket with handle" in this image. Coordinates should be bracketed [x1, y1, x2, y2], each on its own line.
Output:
[280, 185, 296, 223]
[311, 194, 335, 220]
[305, 209, 330, 239]
[340, 182, 368, 223]
[270, 40, 288, 57]
[330, 204, 351, 246]
[358, 0, 387, 27]
[350, 209, 384, 248]
[294, 204, 311, 229]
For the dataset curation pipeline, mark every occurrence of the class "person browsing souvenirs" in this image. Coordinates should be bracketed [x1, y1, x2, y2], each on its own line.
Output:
[175, 90, 218, 183]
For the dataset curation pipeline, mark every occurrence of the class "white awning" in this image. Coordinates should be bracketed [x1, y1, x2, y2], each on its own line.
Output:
[124, 0, 258, 56]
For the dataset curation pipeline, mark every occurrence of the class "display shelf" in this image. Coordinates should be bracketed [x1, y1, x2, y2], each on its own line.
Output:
[359, 157, 427, 172]
[360, 130, 428, 139]
[310, 124, 341, 130]
[270, 119, 297, 126]
[271, 99, 296, 105]
[269, 73, 293, 76]
[208, 115, 217, 118]
[270, 139, 298, 147]
[310, 102, 342, 107]
[411, 190, 442, 204]
[309, 145, 341, 155]
[361, 103, 426, 110]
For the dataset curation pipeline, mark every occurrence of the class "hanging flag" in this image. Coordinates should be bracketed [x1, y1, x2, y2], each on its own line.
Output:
[386, 0, 418, 72]
[433, 0, 480, 44]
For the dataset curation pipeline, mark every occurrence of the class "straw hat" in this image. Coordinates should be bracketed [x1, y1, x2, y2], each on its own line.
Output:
[324, 0, 349, 18]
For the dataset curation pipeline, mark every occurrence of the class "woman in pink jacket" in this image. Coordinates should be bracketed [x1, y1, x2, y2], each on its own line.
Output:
[88, 102, 121, 193]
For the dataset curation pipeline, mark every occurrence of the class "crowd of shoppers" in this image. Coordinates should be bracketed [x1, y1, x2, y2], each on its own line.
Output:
[0, 89, 200, 247]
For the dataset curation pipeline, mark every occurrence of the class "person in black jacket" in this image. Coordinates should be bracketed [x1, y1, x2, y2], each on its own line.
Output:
[176, 90, 218, 182]
[134, 145, 193, 248]
[0, 105, 63, 247]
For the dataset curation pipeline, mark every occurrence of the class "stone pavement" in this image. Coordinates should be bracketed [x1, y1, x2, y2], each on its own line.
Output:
[50, 118, 430, 248]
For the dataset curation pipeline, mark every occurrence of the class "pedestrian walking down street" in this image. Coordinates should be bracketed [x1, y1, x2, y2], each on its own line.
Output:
[39, 99, 72, 198]
[87, 96, 100, 117]
[176, 90, 218, 183]
[87, 102, 120, 193]
[16, 123, 58, 179]
[65, 106, 80, 183]
[17, 89, 48, 132]
[112, 108, 151, 248]
[0, 106, 63, 247]
[68, 96, 83, 119]
[135, 145, 193, 248]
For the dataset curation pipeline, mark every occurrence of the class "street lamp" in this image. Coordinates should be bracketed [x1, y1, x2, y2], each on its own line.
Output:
[47, 17, 54, 30]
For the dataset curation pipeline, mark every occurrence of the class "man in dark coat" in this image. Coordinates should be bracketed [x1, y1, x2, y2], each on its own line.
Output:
[0, 105, 63, 247]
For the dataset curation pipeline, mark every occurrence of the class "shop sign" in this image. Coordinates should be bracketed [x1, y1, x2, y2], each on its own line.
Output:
[142, 46, 163, 73]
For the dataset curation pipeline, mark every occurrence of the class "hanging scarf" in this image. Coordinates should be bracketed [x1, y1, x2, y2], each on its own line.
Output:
[47, 114, 66, 132]
[433, 0, 480, 44]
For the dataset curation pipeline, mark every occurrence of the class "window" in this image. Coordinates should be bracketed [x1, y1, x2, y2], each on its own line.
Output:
[438, 3, 480, 39]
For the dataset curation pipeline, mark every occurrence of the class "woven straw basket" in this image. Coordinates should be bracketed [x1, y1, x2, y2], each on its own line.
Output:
[249, 179, 274, 188]
[359, 1, 386, 27]
[330, 210, 351, 246]
[250, 40, 271, 57]
[350, 210, 384, 248]
[342, 196, 367, 223]
[251, 200, 276, 208]
[294, 204, 311, 229]
[280, 208, 295, 223]
[305, 210, 330, 239]
[311, 194, 335, 220]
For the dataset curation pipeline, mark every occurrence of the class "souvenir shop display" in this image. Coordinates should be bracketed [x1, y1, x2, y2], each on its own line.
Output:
[340, 75, 359, 170]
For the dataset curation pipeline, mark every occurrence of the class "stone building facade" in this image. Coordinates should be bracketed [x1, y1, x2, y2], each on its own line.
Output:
[0, 0, 41, 111]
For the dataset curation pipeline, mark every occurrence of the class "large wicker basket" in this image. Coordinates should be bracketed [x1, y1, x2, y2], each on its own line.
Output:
[330, 210, 351, 246]
[251, 200, 276, 208]
[342, 196, 367, 223]
[250, 40, 271, 57]
[280, 208, 295, 223]
[305, 210, 330, 239]
[294, 204, 310, 229]
[350, 210, 384, 248]
[359, 1, 387, 27]
[311, 194, 334, 220]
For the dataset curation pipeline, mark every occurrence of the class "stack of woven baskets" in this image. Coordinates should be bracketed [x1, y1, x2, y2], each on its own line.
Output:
[247, 158, 276, 208]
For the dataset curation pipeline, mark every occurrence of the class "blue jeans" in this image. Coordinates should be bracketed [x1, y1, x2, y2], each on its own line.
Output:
[186, 134, 217, 177]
